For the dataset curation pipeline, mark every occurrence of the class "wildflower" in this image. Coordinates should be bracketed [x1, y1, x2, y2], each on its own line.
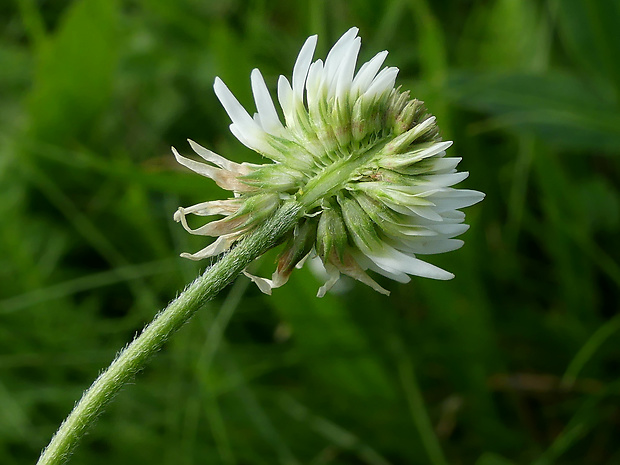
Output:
[173, 27, 484, 297]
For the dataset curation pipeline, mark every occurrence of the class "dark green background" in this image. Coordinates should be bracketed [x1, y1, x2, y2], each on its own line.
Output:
[1, 0, 619, 464]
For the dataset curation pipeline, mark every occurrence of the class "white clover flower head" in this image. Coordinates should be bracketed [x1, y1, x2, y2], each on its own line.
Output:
[173, 27, 484, 297]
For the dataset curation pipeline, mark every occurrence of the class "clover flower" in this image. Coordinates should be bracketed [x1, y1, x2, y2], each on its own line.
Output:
[173, 27, 484, 297]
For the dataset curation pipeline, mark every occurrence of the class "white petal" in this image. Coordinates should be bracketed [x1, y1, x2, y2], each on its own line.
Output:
[229, 123, 291, 165]
[174, 200, 240, 218]
[429, 157, 462, 173]
[172, 146, 220, 180]
[228, 123, 253, 148]
[187, 139, 239, 172]
[243, 271, 275, 295]
[432, 189, 486, 212]
[214, 77, 260, 134]
[292, 35, 318, 104]
[306, 59, 324, 95]
[364, 66, 399, 99]
[335, 37, 361, 100]
[277, 75, 294, 122]
[180, 235, 237, 260]
[175, 208, 237, 236]
[355, 251, 411, 283]
[393, 140, 453, 167]
[250, 69, 284, 135]
[423, 172, 469, 188]
[392, 237, 464, 255]
[413, 140, 453, 161]
[306, 59, 324, 113]
[442, 210, 466, 222]
[369, 246, 454, 280]
[431, 223, 470, 237]
[316, 263, 341, 298]
[295, 252, 312, 269]
[324, 27, 359, 90]
[405, 205, 444, 222]
[228, 123, 264, 152]
[352, 50, 388, 95]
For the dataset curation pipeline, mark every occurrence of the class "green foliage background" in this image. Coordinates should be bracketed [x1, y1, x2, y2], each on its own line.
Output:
[1, 0, 619, 464]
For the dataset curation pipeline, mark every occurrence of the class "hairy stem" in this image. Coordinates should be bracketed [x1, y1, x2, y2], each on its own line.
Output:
[37, 200, 304, 465]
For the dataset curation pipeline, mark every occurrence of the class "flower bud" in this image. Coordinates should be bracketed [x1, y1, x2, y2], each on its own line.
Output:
[316, 200, 348, 261]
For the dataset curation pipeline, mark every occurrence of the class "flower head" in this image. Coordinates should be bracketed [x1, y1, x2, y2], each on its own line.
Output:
[173, 27, 484, 297]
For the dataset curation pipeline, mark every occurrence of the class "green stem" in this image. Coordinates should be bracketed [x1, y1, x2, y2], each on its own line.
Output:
[395, 348, 448, 465]
[298, 142, 384, 207]
[37, 200, 304, 465]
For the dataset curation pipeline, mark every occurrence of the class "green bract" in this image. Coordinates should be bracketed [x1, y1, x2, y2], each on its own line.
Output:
[173, 27, 484, 296]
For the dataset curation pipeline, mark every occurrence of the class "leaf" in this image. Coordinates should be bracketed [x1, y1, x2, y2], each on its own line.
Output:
[447, 71, 620, 152]
[27, 0, 120, 142]
[556, 0, 620, 93]
[477, 0, 549, 71]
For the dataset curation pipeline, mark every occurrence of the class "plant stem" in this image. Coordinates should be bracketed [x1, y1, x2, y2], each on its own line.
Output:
[37, 200, 304, 465]
[395, 348, 448, 465]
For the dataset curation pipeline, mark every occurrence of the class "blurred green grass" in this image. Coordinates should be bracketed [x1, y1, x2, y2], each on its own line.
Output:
[1, 0, 619, 464]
